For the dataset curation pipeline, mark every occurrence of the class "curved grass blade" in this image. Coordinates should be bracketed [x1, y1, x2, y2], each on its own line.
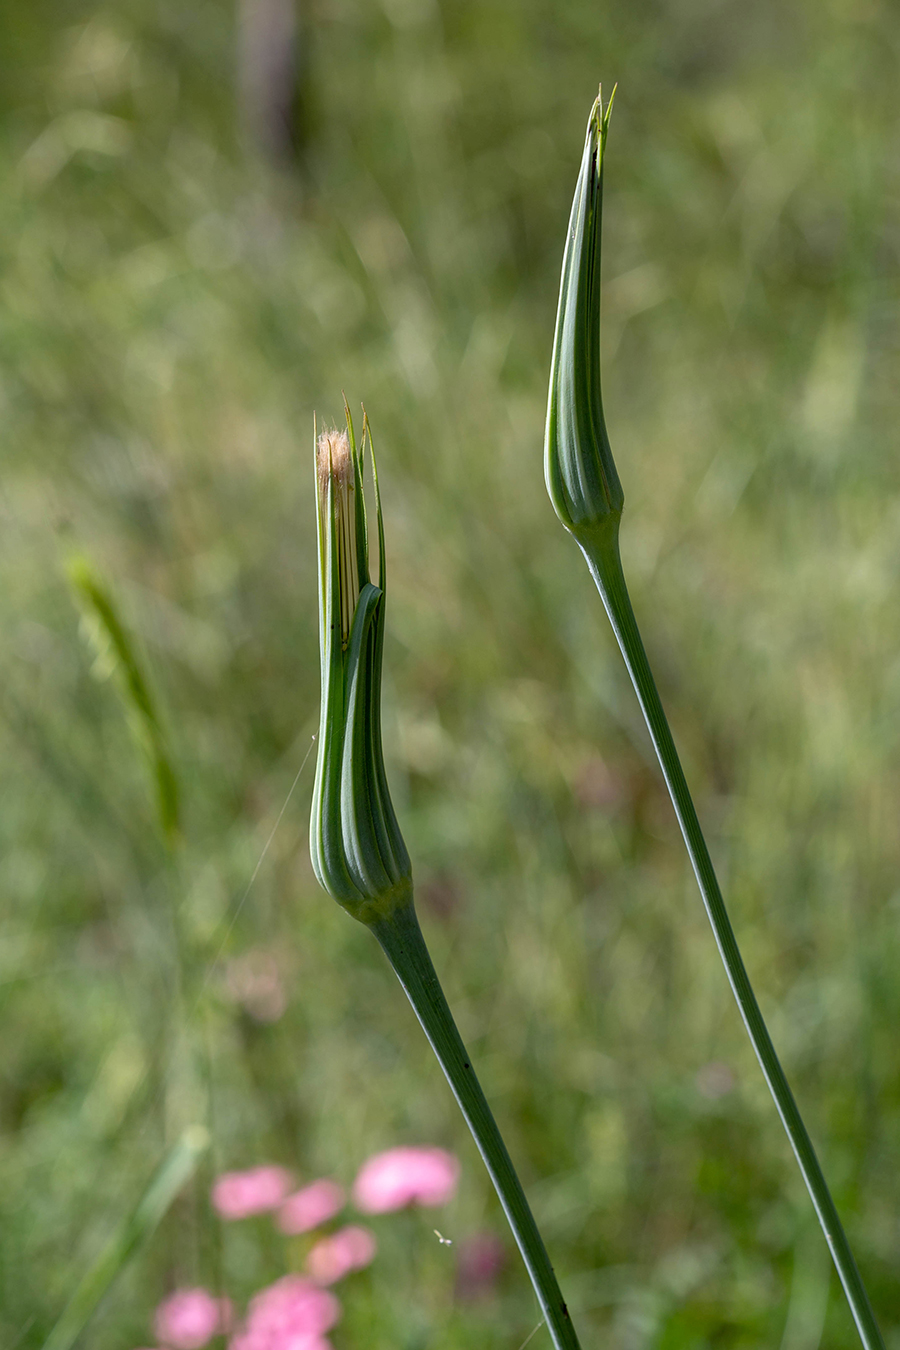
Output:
[68, 557, 180, 846]
[42, 1125, 209, 1350]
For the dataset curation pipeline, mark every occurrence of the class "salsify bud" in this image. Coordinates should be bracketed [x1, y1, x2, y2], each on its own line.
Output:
[544, 86, 623, 554]
[309, 402, 412, 925]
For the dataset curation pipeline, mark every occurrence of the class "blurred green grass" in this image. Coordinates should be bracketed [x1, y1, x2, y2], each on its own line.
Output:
[1, 0, 899, 1346]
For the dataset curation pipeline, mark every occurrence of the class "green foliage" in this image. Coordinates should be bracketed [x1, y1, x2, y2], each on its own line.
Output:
[1, 1, 899, 1347]
[69, 556, 181, 845]
[43, 1126, 209, 1350]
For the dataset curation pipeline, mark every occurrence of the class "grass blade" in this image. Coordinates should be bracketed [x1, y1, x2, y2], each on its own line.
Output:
[42, 1125, 209, 1350]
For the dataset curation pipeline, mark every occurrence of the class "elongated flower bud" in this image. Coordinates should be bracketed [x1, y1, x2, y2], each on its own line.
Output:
[309, 405, 412, 925]
[316, 428, 360, 650]
[544, 88, 623, 553]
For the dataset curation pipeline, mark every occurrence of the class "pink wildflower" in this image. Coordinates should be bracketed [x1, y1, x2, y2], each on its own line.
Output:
[229, 1275, 339, 1350]
[306, 1225, 377, 1285]
[352, 1146, 460, 1213]
[212, 1166, 292, 1219]
[276, 1179, 345, 1235]
[154, 1288, 232, 1349]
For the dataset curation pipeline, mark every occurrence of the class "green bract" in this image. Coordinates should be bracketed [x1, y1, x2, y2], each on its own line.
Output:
[309, 404, 412, 926]
[544, 87, 623, 554]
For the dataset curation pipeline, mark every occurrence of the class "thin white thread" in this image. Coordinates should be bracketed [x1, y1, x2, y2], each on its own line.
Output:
[198, 734, 316, 1002]
[124, 734, 318, 1140]
[515, 1320, 546, 1350]
[48, 736, 319, 1232]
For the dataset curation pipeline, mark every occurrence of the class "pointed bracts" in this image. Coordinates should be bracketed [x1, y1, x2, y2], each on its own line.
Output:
[544, 88, 623, 553]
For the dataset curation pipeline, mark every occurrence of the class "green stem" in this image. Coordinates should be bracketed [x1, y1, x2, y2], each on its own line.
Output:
[371, 900, 582, 1350]
[582, 528, 883, 1350]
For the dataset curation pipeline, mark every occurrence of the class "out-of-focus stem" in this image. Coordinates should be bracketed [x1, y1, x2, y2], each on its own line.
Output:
[371, 901, 582, 1350]
[43, 1126, 209, 1350]
[582, 528, 884, 1350]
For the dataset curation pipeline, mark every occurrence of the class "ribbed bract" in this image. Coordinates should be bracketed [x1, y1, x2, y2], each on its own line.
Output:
[544, 89, 623, 551]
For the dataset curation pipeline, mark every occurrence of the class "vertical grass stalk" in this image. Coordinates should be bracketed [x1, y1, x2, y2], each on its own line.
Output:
[43, 1126, 209, 1350]
[68, 557, 181, 847]
[544, 88, 884, 1350]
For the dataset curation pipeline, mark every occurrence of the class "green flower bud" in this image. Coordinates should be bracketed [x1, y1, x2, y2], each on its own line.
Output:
[544, 87, 623, 554]
[310, 405, 412, 926]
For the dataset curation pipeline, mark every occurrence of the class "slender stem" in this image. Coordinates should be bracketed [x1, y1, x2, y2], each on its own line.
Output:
[371, 901, 582, 1350]
[582, 530, 884, 1350]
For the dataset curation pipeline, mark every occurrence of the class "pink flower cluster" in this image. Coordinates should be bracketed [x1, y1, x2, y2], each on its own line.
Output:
[230, 1276, 339, 1350]
[353, 1146, 459, 1213]
[141, 1146, 462, 1350]
[277, 1179, 345, 1236]
[212, 1147, 459, 1227]
[305, 1225, 377, 1285]
[212, 1167, 292, 1220]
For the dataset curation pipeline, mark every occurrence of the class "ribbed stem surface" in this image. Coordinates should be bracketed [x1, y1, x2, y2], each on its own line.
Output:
[372, 902, 582, 1350]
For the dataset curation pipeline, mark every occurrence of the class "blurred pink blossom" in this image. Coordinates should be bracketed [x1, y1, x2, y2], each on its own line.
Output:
[212, 1166, 292, 1219]
[229, 1275, 339, 1350]
[154, 1288, 232, 1349]
[223, 950, 287, 1023]
[306, 1225, 377, 1284]
[455, 1232, 506, 1301]
[352, 1146, 460, 1213]
[276, 1179, 345, 1235]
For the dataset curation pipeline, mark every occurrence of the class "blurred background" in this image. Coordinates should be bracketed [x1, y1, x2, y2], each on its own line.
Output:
[2, 0, 899, 1345]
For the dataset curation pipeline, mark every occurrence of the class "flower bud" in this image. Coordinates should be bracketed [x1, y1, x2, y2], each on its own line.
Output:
[544, 88, 623, 553]
[309, 405, 412, 925]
